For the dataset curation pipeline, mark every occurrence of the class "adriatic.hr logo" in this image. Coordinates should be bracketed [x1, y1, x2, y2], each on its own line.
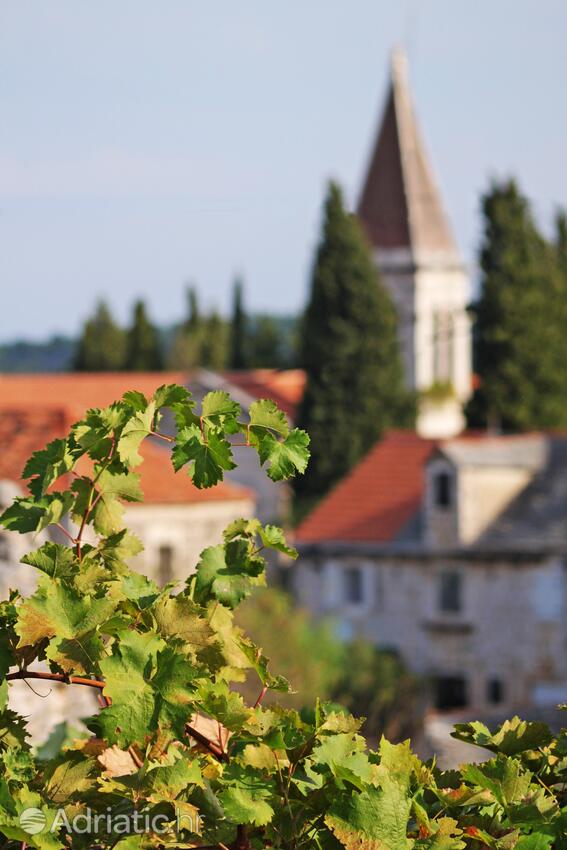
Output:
[19, 806, 203, 836]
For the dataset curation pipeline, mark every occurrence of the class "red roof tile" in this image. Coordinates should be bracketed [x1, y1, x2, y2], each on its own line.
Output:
[0, 372, 188, 412]
[295, 431, 437, 543]
[0, 405, 251, 505]
[0, 407, 72, 484]
[224, 370, 306, 419]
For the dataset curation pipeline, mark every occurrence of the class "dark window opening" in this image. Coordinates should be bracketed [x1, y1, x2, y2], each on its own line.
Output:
[434, 675, 468, 710]
[435, 472, 452, 508]
[487, 678, 504, 705]
[158, 545, 174, 586]
[344, 567, 363, 604]
[439, 571, 462, 612]
[0, 533, 8, 560]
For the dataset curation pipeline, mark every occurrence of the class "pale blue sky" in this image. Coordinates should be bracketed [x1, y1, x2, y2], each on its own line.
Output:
[1, 1, 566, 341]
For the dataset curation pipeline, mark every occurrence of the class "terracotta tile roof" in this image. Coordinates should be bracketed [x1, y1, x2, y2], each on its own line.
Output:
[0, 407, 72, 484]
[0, 405, 251, 505]
[295, 431, 437, 544]
[0, 372, 188, 412]
[224, 369, 306, 419]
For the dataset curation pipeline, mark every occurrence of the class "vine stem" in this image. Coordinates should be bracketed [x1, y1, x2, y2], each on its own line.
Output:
[54, 523, 76, 545]
[254, 685, 268, 708]
[5, 670, 228, 763]
[6, 671, 105, 690]
[75, 436, 116, 561]
[150, 430, 174, 444]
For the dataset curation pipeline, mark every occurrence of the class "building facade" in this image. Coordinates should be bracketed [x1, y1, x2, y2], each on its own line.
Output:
[294, 432, 567, 717]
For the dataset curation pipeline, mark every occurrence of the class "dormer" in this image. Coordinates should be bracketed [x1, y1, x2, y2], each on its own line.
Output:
[425, 435, 547, 547]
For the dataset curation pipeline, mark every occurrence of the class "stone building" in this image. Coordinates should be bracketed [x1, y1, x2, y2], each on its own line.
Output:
[293, 431, 567, 717]
[357, 50, 472, 438]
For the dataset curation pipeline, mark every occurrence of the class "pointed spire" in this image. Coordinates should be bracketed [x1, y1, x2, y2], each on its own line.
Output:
[357, 48, 460, 263]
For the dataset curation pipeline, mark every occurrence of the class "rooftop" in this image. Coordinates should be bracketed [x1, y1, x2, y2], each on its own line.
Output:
[295, 431, 437, 544]
[0, 404, 251, 506]
[357, 49, 460, 262]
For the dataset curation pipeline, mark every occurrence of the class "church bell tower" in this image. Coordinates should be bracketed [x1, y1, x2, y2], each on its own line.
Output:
[357, 49, 472, 438]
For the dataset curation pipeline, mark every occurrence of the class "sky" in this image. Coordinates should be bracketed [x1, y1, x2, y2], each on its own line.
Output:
[1, 1, 566, 342]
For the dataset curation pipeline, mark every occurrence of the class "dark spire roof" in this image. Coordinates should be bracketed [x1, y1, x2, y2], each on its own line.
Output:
[357, 49, 460, 261]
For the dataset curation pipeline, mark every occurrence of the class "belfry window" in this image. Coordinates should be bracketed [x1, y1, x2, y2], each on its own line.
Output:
[432, 312, 455, 384]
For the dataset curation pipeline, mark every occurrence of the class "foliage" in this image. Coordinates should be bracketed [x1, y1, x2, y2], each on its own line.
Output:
[125, 300, 164, 371]
[73, 300, 127, 372]
[468, 179, 567, 430]
[1, 384, 566, 849]
[296, 181, 414, 507]
[200, 312, 230, 371]
[229, 278, 249, 369]
[331, 641, 421, 744]
[237, 589, 420, 742]
[248, 316, 285, 368]
[169, 289, 230, 371]
[235, 589, 346, 709]
[168, 286, 208, 370]
[420, 381, 456, 403]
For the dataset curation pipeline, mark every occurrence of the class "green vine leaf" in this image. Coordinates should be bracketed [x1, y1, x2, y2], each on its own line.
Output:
[117, 402, 156, 467]
[173, 425, 236, 488]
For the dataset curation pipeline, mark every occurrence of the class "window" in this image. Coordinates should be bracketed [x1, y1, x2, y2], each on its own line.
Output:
[439, 570, 462, 613]
[0, 533, 8, 561]
[158, 545, 174, 586]
[435, 472, 452, 508]
[433, 311, 455, 383]
[344, 566, 363, 605]
[487, 678, 505, 705]
[434, 676, 468, 710]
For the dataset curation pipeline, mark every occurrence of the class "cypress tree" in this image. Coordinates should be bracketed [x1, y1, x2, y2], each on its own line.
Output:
[295, 181, 414, 507]
[74, 300, 126, 372]
[250, 316, 282, 367]
[468, 179, 567, 430]
[185, 286, 200, 334]
[168, 286, 203, 369]
[200, 311, 229, 371]
[555, 210, 567, 277]
[125, 299, 163, 371]
[229, 278, 248, 369]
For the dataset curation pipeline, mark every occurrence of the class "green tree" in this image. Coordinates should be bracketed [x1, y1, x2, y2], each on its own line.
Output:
[295, 181, 413, 507]
[236, 588, 345, 710]
[73, 300, 126, 371]
[168, 285, 204, 369]
[124, 299, 163, 371]
[229, 278, 248, 369]
[468, 180, 567, 430]
[249, 315, 283, 367]
[200, 311, 229, 370]
[555, 209, 567, 277]
[331, 641, 420, 743]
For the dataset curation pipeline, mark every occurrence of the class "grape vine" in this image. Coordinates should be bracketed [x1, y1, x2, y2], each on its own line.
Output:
[0, 385, 565, 849]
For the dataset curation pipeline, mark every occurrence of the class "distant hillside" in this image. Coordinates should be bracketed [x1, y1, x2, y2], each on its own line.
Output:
[0, 336, 75, 373]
